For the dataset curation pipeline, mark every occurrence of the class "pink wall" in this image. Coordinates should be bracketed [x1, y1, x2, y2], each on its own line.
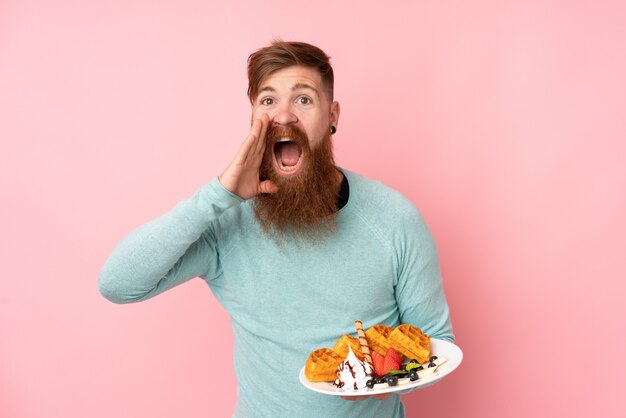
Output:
[2, 1, 625, 417]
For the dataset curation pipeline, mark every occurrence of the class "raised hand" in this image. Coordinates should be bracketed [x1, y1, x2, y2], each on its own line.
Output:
[219, 114, 279, 200]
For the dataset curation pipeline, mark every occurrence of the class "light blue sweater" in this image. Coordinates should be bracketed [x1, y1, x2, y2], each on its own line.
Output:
[99, 169, 454, 418]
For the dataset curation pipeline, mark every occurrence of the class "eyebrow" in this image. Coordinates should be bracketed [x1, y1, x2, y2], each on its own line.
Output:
[292, 83, 319, 95]
[258, 83, 320, 95]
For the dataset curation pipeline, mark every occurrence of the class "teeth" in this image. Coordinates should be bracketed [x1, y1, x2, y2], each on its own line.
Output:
[274, 139, 301, 173]
[278, 162, 298, 172]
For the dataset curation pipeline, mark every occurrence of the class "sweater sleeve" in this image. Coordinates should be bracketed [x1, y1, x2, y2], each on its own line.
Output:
[98, 178, 243, 304]
[394, 206, 454, 342]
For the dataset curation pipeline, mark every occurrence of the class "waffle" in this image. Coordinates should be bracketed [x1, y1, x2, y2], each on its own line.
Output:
[365, 324, 394, 356]
[305, 348, 343, 382]
[388, 324, 431, 364]
[333, 334, 365, 361]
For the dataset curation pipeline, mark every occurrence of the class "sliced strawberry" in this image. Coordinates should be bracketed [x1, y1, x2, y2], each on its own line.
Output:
[386, 347, 403, 364]
[383, 351, 402, 374]
[371, 351, 386, 377]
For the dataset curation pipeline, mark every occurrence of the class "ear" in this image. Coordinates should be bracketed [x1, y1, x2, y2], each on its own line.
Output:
[330, 101, 341, 128]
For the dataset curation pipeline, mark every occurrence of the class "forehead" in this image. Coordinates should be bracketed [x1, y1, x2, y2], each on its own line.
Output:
[258, 65, 324, 95]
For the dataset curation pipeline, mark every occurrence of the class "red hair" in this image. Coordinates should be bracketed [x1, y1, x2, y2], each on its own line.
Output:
[247, 40, 334, 103]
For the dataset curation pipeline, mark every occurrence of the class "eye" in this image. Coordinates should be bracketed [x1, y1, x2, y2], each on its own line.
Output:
[297, 96, 311, 105]
[260, 97, 274, 106]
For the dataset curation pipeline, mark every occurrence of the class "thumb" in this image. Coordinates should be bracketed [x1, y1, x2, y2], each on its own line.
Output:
[258, 180, 279, 194]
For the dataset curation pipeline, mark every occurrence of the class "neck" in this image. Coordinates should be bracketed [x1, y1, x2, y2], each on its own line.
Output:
[334, 168, 344, 189]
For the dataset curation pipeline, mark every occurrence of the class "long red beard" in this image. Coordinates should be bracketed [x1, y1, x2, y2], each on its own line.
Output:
[254, 124, 340, 240]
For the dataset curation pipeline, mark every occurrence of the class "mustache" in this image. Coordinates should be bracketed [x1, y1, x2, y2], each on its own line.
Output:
[265, 124, 309, 147]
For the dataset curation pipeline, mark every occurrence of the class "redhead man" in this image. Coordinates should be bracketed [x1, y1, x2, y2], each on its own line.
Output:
[99, 40, 453, 418]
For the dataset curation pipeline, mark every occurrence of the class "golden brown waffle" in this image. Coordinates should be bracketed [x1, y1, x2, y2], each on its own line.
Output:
[305, 348, 343, 382]
[388, 324, 431, 364]
[365, 324, 394, 356]
[333, 334, 365, 361]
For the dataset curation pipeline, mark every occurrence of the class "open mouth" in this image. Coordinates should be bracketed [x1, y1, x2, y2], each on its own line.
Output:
[273, 138, 303, 175]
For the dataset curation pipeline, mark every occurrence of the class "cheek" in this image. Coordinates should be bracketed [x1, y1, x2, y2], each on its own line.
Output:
[301, 114, 326, 140]
[251, 104, 271, 118]
[310, 120, 330, 144]
[306, 129, 326, 149]
[251, 108, 263, 119]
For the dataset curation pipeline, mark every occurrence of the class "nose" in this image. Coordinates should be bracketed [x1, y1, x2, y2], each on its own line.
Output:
[271, 102, 298, 126]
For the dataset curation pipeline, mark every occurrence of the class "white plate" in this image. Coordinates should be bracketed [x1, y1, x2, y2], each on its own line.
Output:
[299, 338, 463, 397]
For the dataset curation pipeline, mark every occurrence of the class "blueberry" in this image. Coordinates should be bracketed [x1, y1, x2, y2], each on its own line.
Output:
[430, 356, 438, 362]
[428, 362, 436, 368]
[408, 370, 418, 381]
[409, 359, 419, 364]
[375, 377, 385, 384]
[416, 365, 424, 371]
[387, 376, 398, 386]
[366, 379, 375, 389]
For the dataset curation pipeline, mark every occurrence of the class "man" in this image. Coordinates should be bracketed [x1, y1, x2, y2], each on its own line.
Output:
[99, 40, 453, 417]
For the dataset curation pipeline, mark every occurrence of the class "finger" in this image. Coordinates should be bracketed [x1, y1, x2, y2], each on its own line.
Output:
[250, 116, 263, 137]
[258, 180, 279, 194]
[340, 396, 369, 401]
[232, 131, 257, 166]
[374, 393, 392, 400]
[236, 120, 261, 164]
[253, 113, 270, 157]
[246, 118, 266, 160]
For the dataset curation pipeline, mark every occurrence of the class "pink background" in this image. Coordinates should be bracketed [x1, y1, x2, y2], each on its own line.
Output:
[1, 0, 625, 417]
